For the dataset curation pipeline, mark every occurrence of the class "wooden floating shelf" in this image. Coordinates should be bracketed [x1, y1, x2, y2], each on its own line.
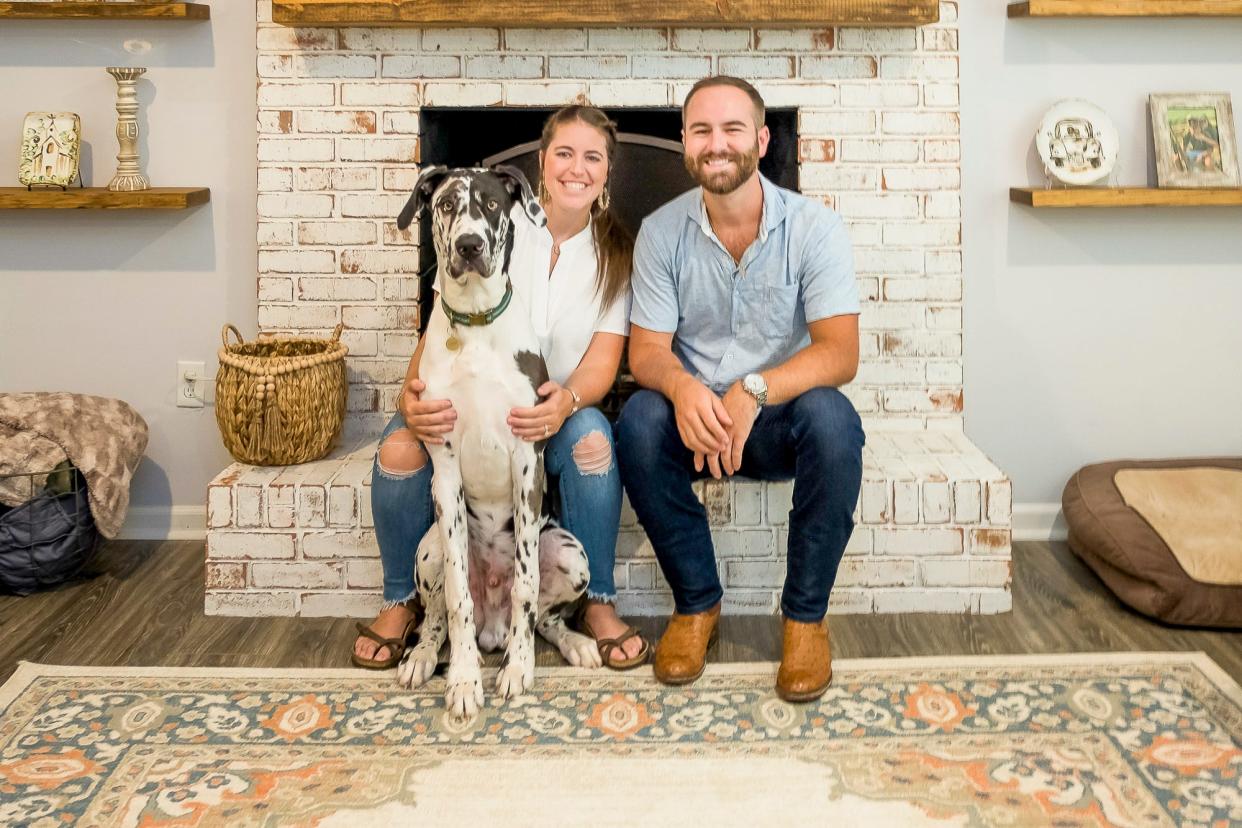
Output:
[1010, 187, 1242, 208]
[0, 187, 211, 210]
[1009, 1, 1242, 17]
[272, 0, 939, 27]
[0, 2, 209, 20]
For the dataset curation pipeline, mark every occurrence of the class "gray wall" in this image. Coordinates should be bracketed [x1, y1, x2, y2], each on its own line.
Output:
[961, 4, 1242, 525]
[2, 3, 1239, 534]
[0, 2, 255, 534]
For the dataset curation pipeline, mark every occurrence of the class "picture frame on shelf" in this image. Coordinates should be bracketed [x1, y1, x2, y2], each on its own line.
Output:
[1149, 92, 1240, 188]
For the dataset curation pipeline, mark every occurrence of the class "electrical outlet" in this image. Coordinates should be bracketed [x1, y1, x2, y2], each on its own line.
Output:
[177, 360, 205, 408]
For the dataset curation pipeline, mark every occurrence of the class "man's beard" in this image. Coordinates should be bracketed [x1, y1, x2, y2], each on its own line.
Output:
[684, 141, 760, 195]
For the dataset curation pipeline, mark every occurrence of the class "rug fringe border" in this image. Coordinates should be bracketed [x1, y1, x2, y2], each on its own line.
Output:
[4, 651, 1239, 715]
[0, 661, 45, 714]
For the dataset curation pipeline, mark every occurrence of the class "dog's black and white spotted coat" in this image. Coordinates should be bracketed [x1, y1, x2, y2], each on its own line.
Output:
[393, 165, 601, 719]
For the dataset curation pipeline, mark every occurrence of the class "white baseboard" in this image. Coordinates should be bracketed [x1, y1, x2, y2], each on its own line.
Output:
[114, 503, 1069, 543]
[118, 506, 206, 540]
[1013, 502, 1068, 542]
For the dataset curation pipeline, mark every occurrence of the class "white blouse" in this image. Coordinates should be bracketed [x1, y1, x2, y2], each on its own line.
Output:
[436, 210, 631, 386]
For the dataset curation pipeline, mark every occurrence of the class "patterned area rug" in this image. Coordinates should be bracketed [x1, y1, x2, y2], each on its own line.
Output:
[1, 654, 1240, 827]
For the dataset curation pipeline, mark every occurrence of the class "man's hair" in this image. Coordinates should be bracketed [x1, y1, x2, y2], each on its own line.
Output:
[681, 76, 766, 129]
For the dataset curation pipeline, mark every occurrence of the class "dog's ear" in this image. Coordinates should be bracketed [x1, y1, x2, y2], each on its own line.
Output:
[397, 165, 449, 230]
[492, 164, 546, 228]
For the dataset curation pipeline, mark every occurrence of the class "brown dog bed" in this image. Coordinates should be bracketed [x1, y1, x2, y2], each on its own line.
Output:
[1062, 458, 1242, 628]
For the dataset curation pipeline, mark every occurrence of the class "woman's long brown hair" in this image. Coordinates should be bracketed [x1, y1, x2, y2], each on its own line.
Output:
[539, 105, 634, 313]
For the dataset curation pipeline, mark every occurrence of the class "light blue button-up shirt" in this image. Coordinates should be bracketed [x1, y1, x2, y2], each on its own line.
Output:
[630, 174, 860, 395]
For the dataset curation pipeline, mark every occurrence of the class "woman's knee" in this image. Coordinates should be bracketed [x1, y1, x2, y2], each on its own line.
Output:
[571, 429, 613, 476]
[377, 428, 427, 477]
[558, 409, 615, 477]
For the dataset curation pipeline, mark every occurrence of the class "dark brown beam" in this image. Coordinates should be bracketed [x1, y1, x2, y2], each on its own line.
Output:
[272, 0, 939, 28]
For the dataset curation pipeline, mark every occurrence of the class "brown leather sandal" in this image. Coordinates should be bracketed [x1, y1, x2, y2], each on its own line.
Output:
[576, 603, 650, 670]
[595, 626, 651, 670]
[350, 601, 422, 670]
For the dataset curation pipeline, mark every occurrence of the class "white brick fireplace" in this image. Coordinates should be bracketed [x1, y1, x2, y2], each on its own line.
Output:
[207, 1, 1012, 617]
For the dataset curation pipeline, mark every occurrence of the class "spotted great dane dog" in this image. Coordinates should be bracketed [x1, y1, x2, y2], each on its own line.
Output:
[392, 165, 601, 719]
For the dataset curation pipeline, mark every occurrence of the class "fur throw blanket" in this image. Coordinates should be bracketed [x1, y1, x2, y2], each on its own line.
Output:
[0, 393, 148, 538]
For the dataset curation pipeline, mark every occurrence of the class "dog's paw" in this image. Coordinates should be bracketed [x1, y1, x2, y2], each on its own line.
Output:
[397, 640, 439, 688]
[559, 631, 603, 669]
[444, 665, 481, 720]
[445, 683, 483, 720]
[494, 654, 535, 699]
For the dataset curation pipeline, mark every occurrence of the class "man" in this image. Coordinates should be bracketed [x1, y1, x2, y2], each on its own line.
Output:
[616, 76, 864, 702]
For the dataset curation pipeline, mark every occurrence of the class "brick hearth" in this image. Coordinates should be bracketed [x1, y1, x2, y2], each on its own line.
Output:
[209, 1, 1011, 617]
[207, 428, 1010, 616]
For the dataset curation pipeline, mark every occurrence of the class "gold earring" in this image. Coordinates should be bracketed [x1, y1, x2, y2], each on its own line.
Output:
[597, 186, 610, 211]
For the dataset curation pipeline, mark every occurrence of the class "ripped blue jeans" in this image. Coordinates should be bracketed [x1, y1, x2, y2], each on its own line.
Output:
[371, 407, 622, 607]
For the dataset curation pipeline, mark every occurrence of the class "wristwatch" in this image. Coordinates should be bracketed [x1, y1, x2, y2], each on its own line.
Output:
[741, 373, 767, 412]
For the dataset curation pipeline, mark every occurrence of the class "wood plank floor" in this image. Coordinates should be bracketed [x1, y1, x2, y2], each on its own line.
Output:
[2, 540, 1239, 685]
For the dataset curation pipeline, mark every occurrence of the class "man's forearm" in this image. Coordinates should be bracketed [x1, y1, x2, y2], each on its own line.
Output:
[758, 341, 857, 407]
[629, 341, 695, 401]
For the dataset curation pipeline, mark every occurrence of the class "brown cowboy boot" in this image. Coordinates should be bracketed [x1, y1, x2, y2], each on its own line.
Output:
[776, 617, 832, 702]
[653, 602, 721, 685]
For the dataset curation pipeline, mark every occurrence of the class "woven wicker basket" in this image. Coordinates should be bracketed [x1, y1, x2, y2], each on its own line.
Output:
[214, 323, 348, 466]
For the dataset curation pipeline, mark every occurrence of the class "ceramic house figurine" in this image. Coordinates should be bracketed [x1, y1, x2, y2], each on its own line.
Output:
[19, 112, 82, 188]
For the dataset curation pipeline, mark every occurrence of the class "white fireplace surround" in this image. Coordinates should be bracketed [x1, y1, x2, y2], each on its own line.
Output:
[206, 1, 1011, 618]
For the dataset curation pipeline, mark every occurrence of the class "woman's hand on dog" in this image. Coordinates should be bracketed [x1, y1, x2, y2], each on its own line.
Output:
[508, 381, 574, 441]
[400, 378, 457, 444]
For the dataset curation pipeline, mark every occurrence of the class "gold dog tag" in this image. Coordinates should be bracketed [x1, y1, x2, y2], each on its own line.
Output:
[446, 334, 460, 351]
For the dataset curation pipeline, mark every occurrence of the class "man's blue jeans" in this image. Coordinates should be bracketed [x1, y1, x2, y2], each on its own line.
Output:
[615, 387, 864, 622]
[370, 407, 624, 607]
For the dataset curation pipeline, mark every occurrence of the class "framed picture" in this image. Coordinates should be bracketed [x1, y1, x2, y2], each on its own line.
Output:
[19, 112, 82, 188]
[1149, 93, 1240, 188]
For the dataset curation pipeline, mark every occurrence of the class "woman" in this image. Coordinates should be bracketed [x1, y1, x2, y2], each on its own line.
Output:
[352, 104, 649, 671]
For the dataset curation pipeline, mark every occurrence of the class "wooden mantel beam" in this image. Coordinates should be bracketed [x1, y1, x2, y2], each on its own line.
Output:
[1009, 1, 1242, 17]
[272, 0, 940, 28]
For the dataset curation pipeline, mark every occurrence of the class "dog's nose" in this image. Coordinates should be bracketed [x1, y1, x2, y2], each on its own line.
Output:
[455, 234, 484, 259]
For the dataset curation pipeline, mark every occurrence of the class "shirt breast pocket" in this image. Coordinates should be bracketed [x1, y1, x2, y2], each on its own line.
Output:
[763, 283, 800, 337]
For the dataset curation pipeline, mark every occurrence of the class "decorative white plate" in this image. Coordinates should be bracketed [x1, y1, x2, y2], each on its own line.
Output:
[1035, 99, 1119, 187]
